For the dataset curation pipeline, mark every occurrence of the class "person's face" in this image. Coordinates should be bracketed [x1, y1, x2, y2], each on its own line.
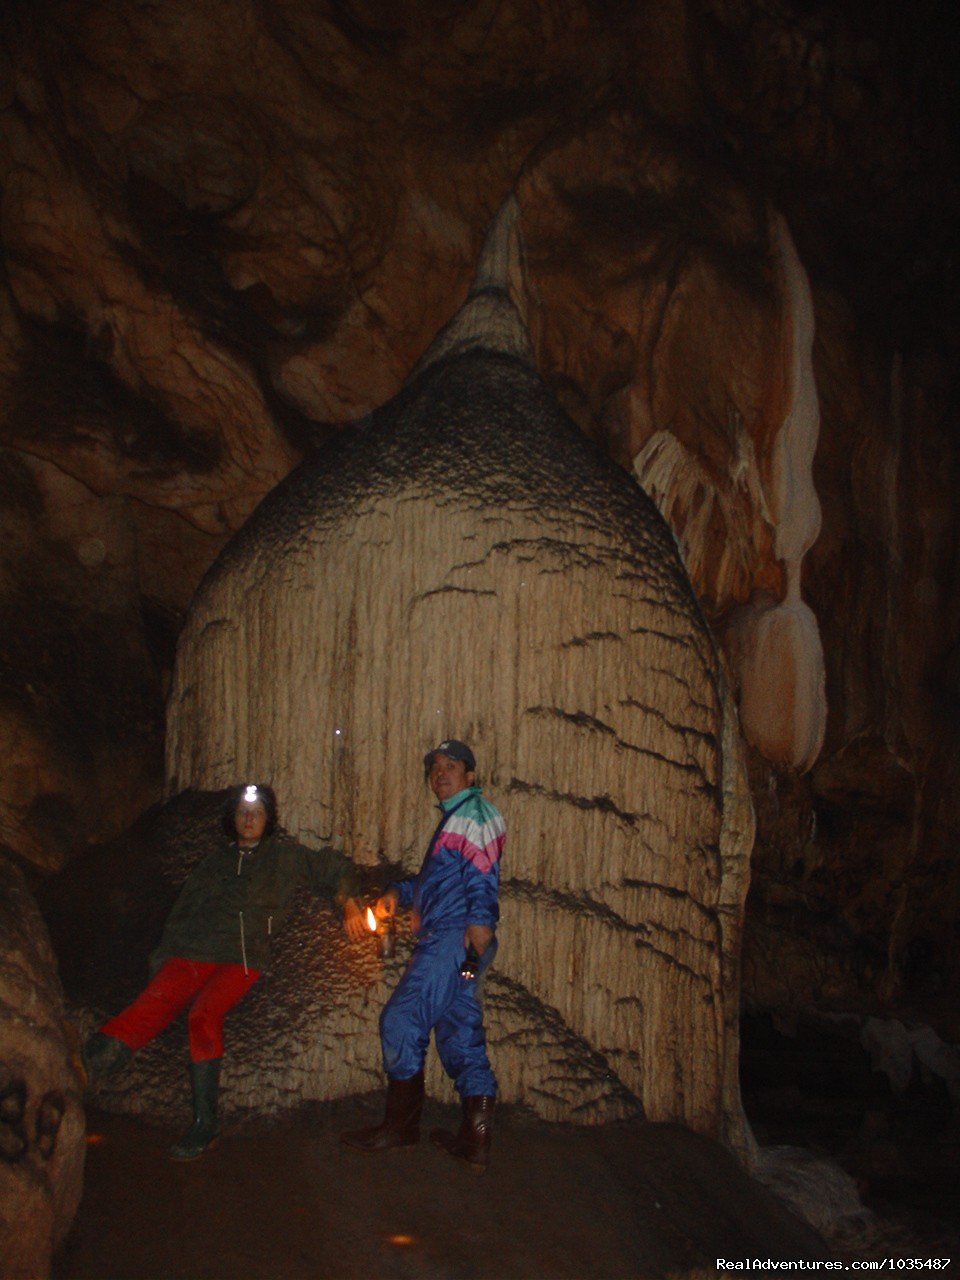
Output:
[235, 800, 268, 844]
[428, 753, 474, 802]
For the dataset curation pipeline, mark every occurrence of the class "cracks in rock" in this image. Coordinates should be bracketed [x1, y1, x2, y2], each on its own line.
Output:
[486, 971, 642, 1113]
[617, 695, 717, 748]
[505, 776, 643, 829]
[409, 583, 498, 608]
[643, 665, 715, 717]
[503, 878, 715, 984]
[527, 705, 619, 736]
[485, 535, 610, 571]
[627, 621, 699, 651]
[610, 586, 692, 614]
[513, 783, 674, 847]
[507, 874, 718, 943]
[619, 877, 719, 925]
[445, 534, 650, 577]
[559, 630, 622, 648]
[522, 705, 718, 795]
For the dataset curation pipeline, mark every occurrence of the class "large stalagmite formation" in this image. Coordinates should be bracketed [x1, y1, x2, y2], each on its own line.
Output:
[165, 208, 754, 1143]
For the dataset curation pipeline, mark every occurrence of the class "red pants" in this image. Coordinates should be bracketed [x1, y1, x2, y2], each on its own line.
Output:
[102, 957, 261, 1061]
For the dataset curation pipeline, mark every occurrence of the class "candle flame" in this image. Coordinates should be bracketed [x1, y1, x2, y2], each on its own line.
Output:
[366, 907, 377, 932]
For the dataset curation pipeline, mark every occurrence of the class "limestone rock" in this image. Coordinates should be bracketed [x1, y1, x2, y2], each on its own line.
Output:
[723, 591, 826, 772]
[510, 118, 828, 774]
[721, 217, 825, 773]
[0, 855, 84, 1280]
[625, 205, 826, 774]
[740, 300, 960, 1022]
[164, 213, 753, 1144]
[754, 1146, 875, 1248]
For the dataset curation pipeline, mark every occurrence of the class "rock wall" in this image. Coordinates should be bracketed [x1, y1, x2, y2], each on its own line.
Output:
[719, 215, 825, 773]
[742, 307, 960, 1028]
[0, 856, 84, 1280]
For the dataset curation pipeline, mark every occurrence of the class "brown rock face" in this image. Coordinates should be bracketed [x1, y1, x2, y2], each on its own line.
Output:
[0, 446, 187, 871]
[515, 123, 827, 771]
[742, 311, 960, 1028]
[0, 856, 85, 1280]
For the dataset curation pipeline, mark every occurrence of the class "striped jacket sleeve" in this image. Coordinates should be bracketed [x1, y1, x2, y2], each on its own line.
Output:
[391, 874, 417, 909]
[444, 803, 506, 928]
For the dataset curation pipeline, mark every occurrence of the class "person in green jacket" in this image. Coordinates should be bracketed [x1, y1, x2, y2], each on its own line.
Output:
[82, 783, 366, 1159]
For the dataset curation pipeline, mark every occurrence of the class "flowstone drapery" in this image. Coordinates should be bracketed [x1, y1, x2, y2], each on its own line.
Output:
[163, 210, 754, 1144]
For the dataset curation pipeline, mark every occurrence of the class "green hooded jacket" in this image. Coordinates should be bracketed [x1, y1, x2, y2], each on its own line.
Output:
[151, 832, 361, 973]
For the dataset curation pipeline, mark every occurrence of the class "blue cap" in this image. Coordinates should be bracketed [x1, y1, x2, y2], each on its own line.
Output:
[423, 739, 476, 772]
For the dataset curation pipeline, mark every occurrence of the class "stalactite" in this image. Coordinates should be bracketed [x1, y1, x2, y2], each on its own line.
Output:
[635, 210, 827, 773]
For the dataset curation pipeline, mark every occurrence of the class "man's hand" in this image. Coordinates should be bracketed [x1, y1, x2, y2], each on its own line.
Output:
[374, 889, 399, 921]
[342, 898, 368, 942]
[464, 924, 494, 956]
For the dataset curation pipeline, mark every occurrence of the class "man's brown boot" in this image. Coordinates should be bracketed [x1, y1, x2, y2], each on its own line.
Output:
[341, 1071, 424, 1152]
[430, 1094, 495, 1172]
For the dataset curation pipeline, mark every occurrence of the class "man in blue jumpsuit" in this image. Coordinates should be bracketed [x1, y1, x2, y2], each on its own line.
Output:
[341, 739, 506, 1169]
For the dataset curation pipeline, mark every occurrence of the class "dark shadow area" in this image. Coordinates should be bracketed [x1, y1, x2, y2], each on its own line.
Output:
[55, 1101, 828, 1280]
[741, 1010, 960, 1257]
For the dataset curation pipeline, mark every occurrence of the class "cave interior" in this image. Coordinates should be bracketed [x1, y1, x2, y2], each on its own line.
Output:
[1, 0, 958, 1273]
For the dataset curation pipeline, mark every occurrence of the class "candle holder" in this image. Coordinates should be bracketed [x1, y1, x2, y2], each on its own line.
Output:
[378, 917, 397, 959]
[366, 906, 397, 959]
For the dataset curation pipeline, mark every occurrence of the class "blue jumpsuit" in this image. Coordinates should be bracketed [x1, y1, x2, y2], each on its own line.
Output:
[380, 785, 505, 1097]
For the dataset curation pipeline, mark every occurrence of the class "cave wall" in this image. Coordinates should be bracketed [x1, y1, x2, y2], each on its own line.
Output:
[0, 1, 957, 1032]
[743, 307, 960, 1025]
[0, 855, 84, 1279]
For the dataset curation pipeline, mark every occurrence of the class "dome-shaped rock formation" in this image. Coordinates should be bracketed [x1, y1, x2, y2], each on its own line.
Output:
[162, 205, 754, 1143]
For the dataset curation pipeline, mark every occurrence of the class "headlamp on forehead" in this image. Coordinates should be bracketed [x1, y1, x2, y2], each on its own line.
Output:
[243, 785, 259, 803]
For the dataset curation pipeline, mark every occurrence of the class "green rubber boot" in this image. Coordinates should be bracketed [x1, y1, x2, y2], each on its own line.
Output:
[169, 1058, 221, 1161]
[81, 1032, 133, 1086]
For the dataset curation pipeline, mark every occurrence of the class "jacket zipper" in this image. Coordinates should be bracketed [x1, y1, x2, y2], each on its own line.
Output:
[236, 843, 257, 975]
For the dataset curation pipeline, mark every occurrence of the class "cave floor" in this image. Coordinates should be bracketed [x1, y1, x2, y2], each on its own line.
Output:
[54, 1099, 828, 1280]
